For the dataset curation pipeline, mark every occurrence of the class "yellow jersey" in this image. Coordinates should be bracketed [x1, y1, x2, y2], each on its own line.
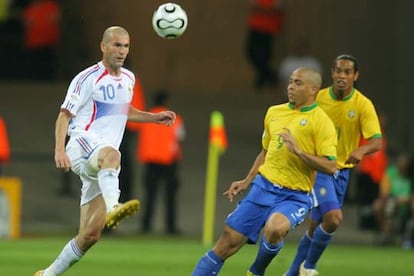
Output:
[317, 86, 382, 169]
[259, 102, 337, 192]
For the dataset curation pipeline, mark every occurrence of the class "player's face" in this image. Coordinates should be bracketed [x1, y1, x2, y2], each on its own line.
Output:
[331, 59, 359, 94]
[287, 70, 316, 108]
[101, 33, 130, 73]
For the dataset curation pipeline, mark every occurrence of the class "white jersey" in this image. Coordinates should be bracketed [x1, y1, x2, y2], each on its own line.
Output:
[61, 61, 135, 149]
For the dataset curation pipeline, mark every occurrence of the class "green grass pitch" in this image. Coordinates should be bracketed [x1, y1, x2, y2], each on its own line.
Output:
[1, 235, 413, 275]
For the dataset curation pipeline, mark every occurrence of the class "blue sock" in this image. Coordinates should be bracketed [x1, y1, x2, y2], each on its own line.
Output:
[304, 225, 333, 269]
[249, 237, 284, 276]
[285, 232, 312, 276]
[192, 250, 224, 276]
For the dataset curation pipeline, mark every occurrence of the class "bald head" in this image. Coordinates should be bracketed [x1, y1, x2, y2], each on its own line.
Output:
[100, 26, 130, 75]
[102, 26, 130, 44]
[294, 67, 322, 90]
[288, 67, 323, 108]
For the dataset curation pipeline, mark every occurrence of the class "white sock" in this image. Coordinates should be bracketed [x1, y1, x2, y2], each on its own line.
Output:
[44, 239, 84, 276]
[97, 168, 120, 212]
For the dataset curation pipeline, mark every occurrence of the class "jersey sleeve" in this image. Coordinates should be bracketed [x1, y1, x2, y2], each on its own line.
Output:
[361, 99, 382, 139]
[315, 111, 337, 159]
[261, 107, 272, 150]
[127, 78, 146, 131]
[61, 72, 94, 116]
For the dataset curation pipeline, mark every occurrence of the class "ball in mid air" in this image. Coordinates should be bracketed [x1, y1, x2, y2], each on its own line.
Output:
[152, 3, 188, 39]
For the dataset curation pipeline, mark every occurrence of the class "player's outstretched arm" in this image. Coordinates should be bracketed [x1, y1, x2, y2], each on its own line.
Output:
[128, 106, 176, 126]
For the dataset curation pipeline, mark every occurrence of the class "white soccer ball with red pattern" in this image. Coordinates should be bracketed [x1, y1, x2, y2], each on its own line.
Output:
[152, 3, 188, 39]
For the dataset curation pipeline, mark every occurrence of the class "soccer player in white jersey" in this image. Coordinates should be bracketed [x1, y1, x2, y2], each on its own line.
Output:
[34, 26, 176, 276]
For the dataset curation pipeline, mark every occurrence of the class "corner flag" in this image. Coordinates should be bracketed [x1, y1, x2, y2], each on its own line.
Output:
[202, 111, 227, 246]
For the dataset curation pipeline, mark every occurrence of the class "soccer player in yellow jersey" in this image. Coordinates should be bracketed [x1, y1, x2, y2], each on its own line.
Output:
[192, 67, 338, 276]
[285, 55, 383, 276]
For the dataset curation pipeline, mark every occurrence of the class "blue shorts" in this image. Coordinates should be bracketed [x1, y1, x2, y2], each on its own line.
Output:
[310, 169, 351, 222]
[225, 174, 313, 244]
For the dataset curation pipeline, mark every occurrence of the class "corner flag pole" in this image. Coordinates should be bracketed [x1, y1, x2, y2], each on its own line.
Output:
[202, 111, 227, 246]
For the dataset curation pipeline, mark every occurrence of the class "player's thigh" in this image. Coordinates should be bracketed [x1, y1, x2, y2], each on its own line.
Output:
[313, 172, 338, 207]
[79, 195, 106, 234]
[312, 170, 350, 220]
[67, 135, 115, 176]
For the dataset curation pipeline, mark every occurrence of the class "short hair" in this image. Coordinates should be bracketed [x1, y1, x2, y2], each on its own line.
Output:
[102, 26, 129, 44]
[295, 67, 322, 89]
[333, 54, 359, 72]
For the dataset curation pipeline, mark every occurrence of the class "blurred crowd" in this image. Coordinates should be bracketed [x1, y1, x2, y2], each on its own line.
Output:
[0, 0, 60, 81]
[355, 113, 414, 249]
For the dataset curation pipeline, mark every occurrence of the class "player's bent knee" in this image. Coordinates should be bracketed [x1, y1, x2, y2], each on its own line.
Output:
[323, 210, 343, 230]
[264, 229, 286, 243]
[263, 213, 290, 243]
[263, 224, 287, 243]
[98, 147, 121, 169]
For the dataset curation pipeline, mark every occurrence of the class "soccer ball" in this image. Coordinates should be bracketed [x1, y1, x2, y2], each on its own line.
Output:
[152, 3, 188, 39]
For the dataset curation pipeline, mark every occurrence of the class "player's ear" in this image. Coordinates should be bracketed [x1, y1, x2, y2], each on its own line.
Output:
[311, 85, 319, 96]
[353, 71, 359, 82]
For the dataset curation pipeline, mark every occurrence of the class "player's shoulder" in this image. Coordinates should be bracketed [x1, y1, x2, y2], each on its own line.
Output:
[310, 102, 333, 121]
[313, 106, 336, 131]
[353, 88, 372, 101]
[121, 67, 135, 83]
[317, 87, 330, 99]
[72, 62, 103, 82]
[267, 102, 289, 113]
[314, 105, 332, 119]
[351, 88, 377, 112]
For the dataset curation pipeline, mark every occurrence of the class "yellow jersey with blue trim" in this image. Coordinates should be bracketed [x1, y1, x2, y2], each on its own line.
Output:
[317, 86, 382, 169]
[259, 102, 337, 192]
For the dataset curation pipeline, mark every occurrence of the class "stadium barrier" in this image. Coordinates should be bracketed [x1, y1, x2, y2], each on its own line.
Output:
[0, 177, 22, 239]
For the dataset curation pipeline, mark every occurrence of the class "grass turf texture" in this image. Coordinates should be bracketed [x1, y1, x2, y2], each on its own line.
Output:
[1, 235, 413, 275]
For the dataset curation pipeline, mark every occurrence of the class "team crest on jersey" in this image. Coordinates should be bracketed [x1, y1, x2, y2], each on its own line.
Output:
[348, 110, 356, 118]
[300, 119, 308, 126]
[319, 187, 327, 197]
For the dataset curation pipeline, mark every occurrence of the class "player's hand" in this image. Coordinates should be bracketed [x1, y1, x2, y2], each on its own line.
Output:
[155, 110, 176, 126]
[345, 154, 361, 165]
[278, 128, 301, 155]
[55, 150, 72, 172]
[345, 148, 364, 165]
[223, 180, 249, 202]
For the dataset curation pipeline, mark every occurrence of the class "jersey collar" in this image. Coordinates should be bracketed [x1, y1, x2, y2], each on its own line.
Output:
[287, 102, 318, 112]
[329, 86, 355, 101]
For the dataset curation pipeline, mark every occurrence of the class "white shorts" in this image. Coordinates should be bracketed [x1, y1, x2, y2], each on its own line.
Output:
[66, 134, 120, 206]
